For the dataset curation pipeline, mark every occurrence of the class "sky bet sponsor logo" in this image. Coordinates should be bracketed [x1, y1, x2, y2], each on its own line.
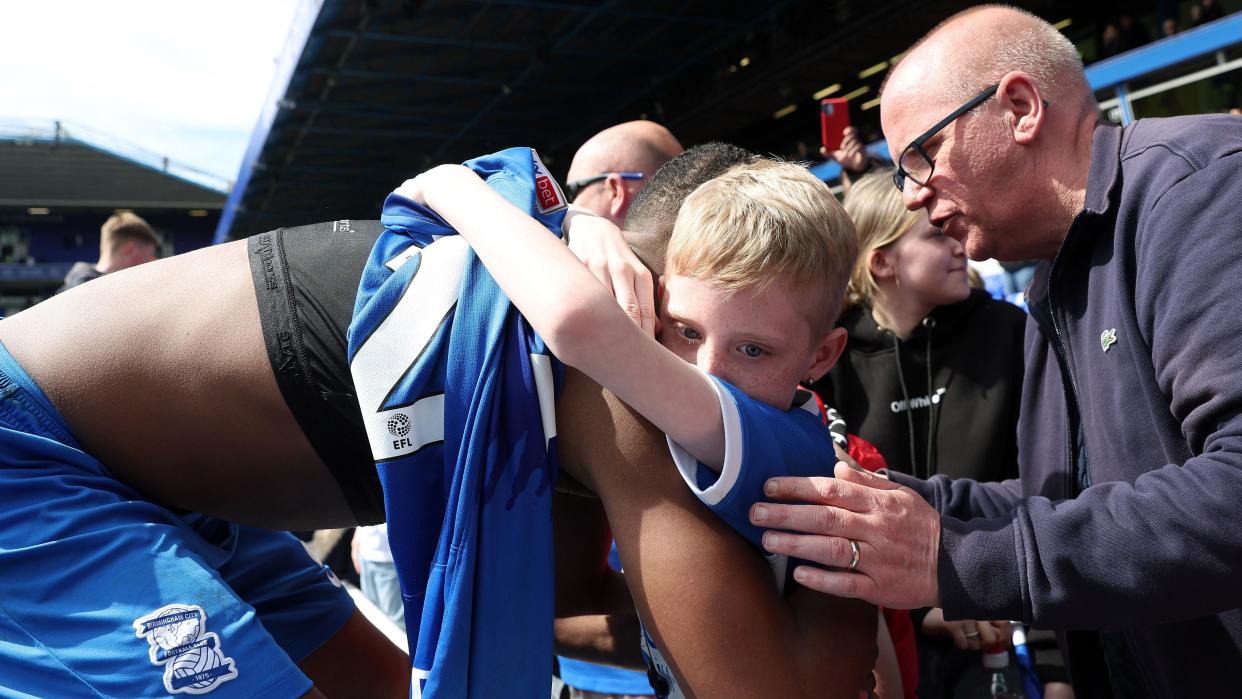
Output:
[530, 148, 567, 215]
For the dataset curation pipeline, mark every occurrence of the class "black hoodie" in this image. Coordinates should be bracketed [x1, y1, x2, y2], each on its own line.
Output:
[810, 289, 1025, 482]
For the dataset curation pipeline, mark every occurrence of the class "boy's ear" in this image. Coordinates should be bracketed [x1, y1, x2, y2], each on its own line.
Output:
[808, 326, 848, 381]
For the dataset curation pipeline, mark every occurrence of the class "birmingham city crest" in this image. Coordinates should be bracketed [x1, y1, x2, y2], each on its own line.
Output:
[134, 604, 238, 695]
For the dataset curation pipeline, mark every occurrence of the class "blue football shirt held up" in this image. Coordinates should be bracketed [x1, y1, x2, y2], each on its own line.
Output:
[348, 148, 567, 698]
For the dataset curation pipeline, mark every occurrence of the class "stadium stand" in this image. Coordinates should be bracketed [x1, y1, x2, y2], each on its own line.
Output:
[215, 0, 1240, 244]
[0, 120, 226, 312]
[209, 0, 1029, 240]
[5, 2, 1235, 310]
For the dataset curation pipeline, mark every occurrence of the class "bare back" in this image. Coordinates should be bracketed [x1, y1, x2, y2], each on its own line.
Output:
[0, 240, 354, 529]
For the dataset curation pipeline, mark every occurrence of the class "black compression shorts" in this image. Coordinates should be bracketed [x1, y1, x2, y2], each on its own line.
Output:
[247, 220, 385, 525]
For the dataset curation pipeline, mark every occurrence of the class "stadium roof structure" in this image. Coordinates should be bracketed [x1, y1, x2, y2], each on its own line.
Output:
[217, 0, 1104, 242]
[0, 120, 228, 212]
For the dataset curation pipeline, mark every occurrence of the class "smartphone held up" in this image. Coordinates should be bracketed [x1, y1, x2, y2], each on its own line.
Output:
[820, 98, 851, 153]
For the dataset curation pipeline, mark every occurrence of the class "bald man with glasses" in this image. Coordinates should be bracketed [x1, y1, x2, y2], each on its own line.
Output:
[752, 5, 1242, 697]
[564, 120, 683, 227]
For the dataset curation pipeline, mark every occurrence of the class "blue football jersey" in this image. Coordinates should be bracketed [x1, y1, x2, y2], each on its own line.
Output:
[347, 147, 567, 699]
[667, 375, 838, 548]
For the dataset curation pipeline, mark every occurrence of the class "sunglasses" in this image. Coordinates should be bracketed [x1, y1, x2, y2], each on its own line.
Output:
[565, 172, 644, 200]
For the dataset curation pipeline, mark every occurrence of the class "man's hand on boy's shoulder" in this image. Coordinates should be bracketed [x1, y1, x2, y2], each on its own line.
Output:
[751, 461, 940, 610]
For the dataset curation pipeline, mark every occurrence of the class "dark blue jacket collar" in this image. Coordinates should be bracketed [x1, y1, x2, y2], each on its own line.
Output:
[1025, 121, 1125, 314]
[1083, 121, 1124, 217]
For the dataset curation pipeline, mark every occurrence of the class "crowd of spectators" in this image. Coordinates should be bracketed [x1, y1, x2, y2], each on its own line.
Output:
[1100, 0, 1231, 58]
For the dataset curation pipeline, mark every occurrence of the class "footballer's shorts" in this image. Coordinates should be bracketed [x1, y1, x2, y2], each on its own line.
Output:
[248, 219, 386, 526]
[0, 340, 355, 698]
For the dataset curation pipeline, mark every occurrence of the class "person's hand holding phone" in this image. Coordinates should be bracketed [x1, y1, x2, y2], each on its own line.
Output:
[822, 126, 867, 174]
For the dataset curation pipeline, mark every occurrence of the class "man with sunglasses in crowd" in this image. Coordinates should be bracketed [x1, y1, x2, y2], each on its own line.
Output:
[564, 120, 683, 227]
[751, 5, 1242, 697]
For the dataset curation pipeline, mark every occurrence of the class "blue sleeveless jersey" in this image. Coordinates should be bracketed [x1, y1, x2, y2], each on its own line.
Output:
[347, 147, 568, 698]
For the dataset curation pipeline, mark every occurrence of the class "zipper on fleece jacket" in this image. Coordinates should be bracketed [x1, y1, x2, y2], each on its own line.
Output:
[1043, 210, 1095, 494]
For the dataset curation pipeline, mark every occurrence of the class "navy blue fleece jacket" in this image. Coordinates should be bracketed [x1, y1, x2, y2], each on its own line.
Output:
[891, 115, 1242, 696]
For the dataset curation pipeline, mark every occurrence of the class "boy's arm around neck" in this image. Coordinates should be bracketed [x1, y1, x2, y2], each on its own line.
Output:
[556, 367, 878, 697]
[411, 165, 726, 468]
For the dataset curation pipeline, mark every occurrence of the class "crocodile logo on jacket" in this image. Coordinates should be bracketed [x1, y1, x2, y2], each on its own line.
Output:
[1100, 328, 1118, 353]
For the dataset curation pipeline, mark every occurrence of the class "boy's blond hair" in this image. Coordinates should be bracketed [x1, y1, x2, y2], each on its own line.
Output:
[666, 159, 858, 332]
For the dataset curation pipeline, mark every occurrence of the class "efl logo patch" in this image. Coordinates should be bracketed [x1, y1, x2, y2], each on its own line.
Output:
[369, 395, 446, 460]
[134, 604, 238, 695]
[530, 148, 567, 215]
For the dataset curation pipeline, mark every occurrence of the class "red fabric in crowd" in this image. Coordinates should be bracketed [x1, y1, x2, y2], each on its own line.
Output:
[849, 433, 920, 699]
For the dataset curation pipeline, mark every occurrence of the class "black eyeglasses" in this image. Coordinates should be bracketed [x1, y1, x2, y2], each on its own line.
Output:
[565, 172, 644, 200]
[892, 83, 999, 192]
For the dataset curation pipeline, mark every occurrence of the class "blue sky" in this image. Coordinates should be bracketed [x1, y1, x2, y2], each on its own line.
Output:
[0, 1, 305, 187]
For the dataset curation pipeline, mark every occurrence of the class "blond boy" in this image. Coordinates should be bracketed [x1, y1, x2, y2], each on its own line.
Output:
[406, 158, 861, 694]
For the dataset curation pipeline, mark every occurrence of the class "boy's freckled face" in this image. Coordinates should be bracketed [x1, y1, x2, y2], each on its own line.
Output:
[659, 273, 819, 409]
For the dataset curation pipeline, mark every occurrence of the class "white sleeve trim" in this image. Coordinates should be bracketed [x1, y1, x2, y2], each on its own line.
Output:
[665, 371, 744, 507]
